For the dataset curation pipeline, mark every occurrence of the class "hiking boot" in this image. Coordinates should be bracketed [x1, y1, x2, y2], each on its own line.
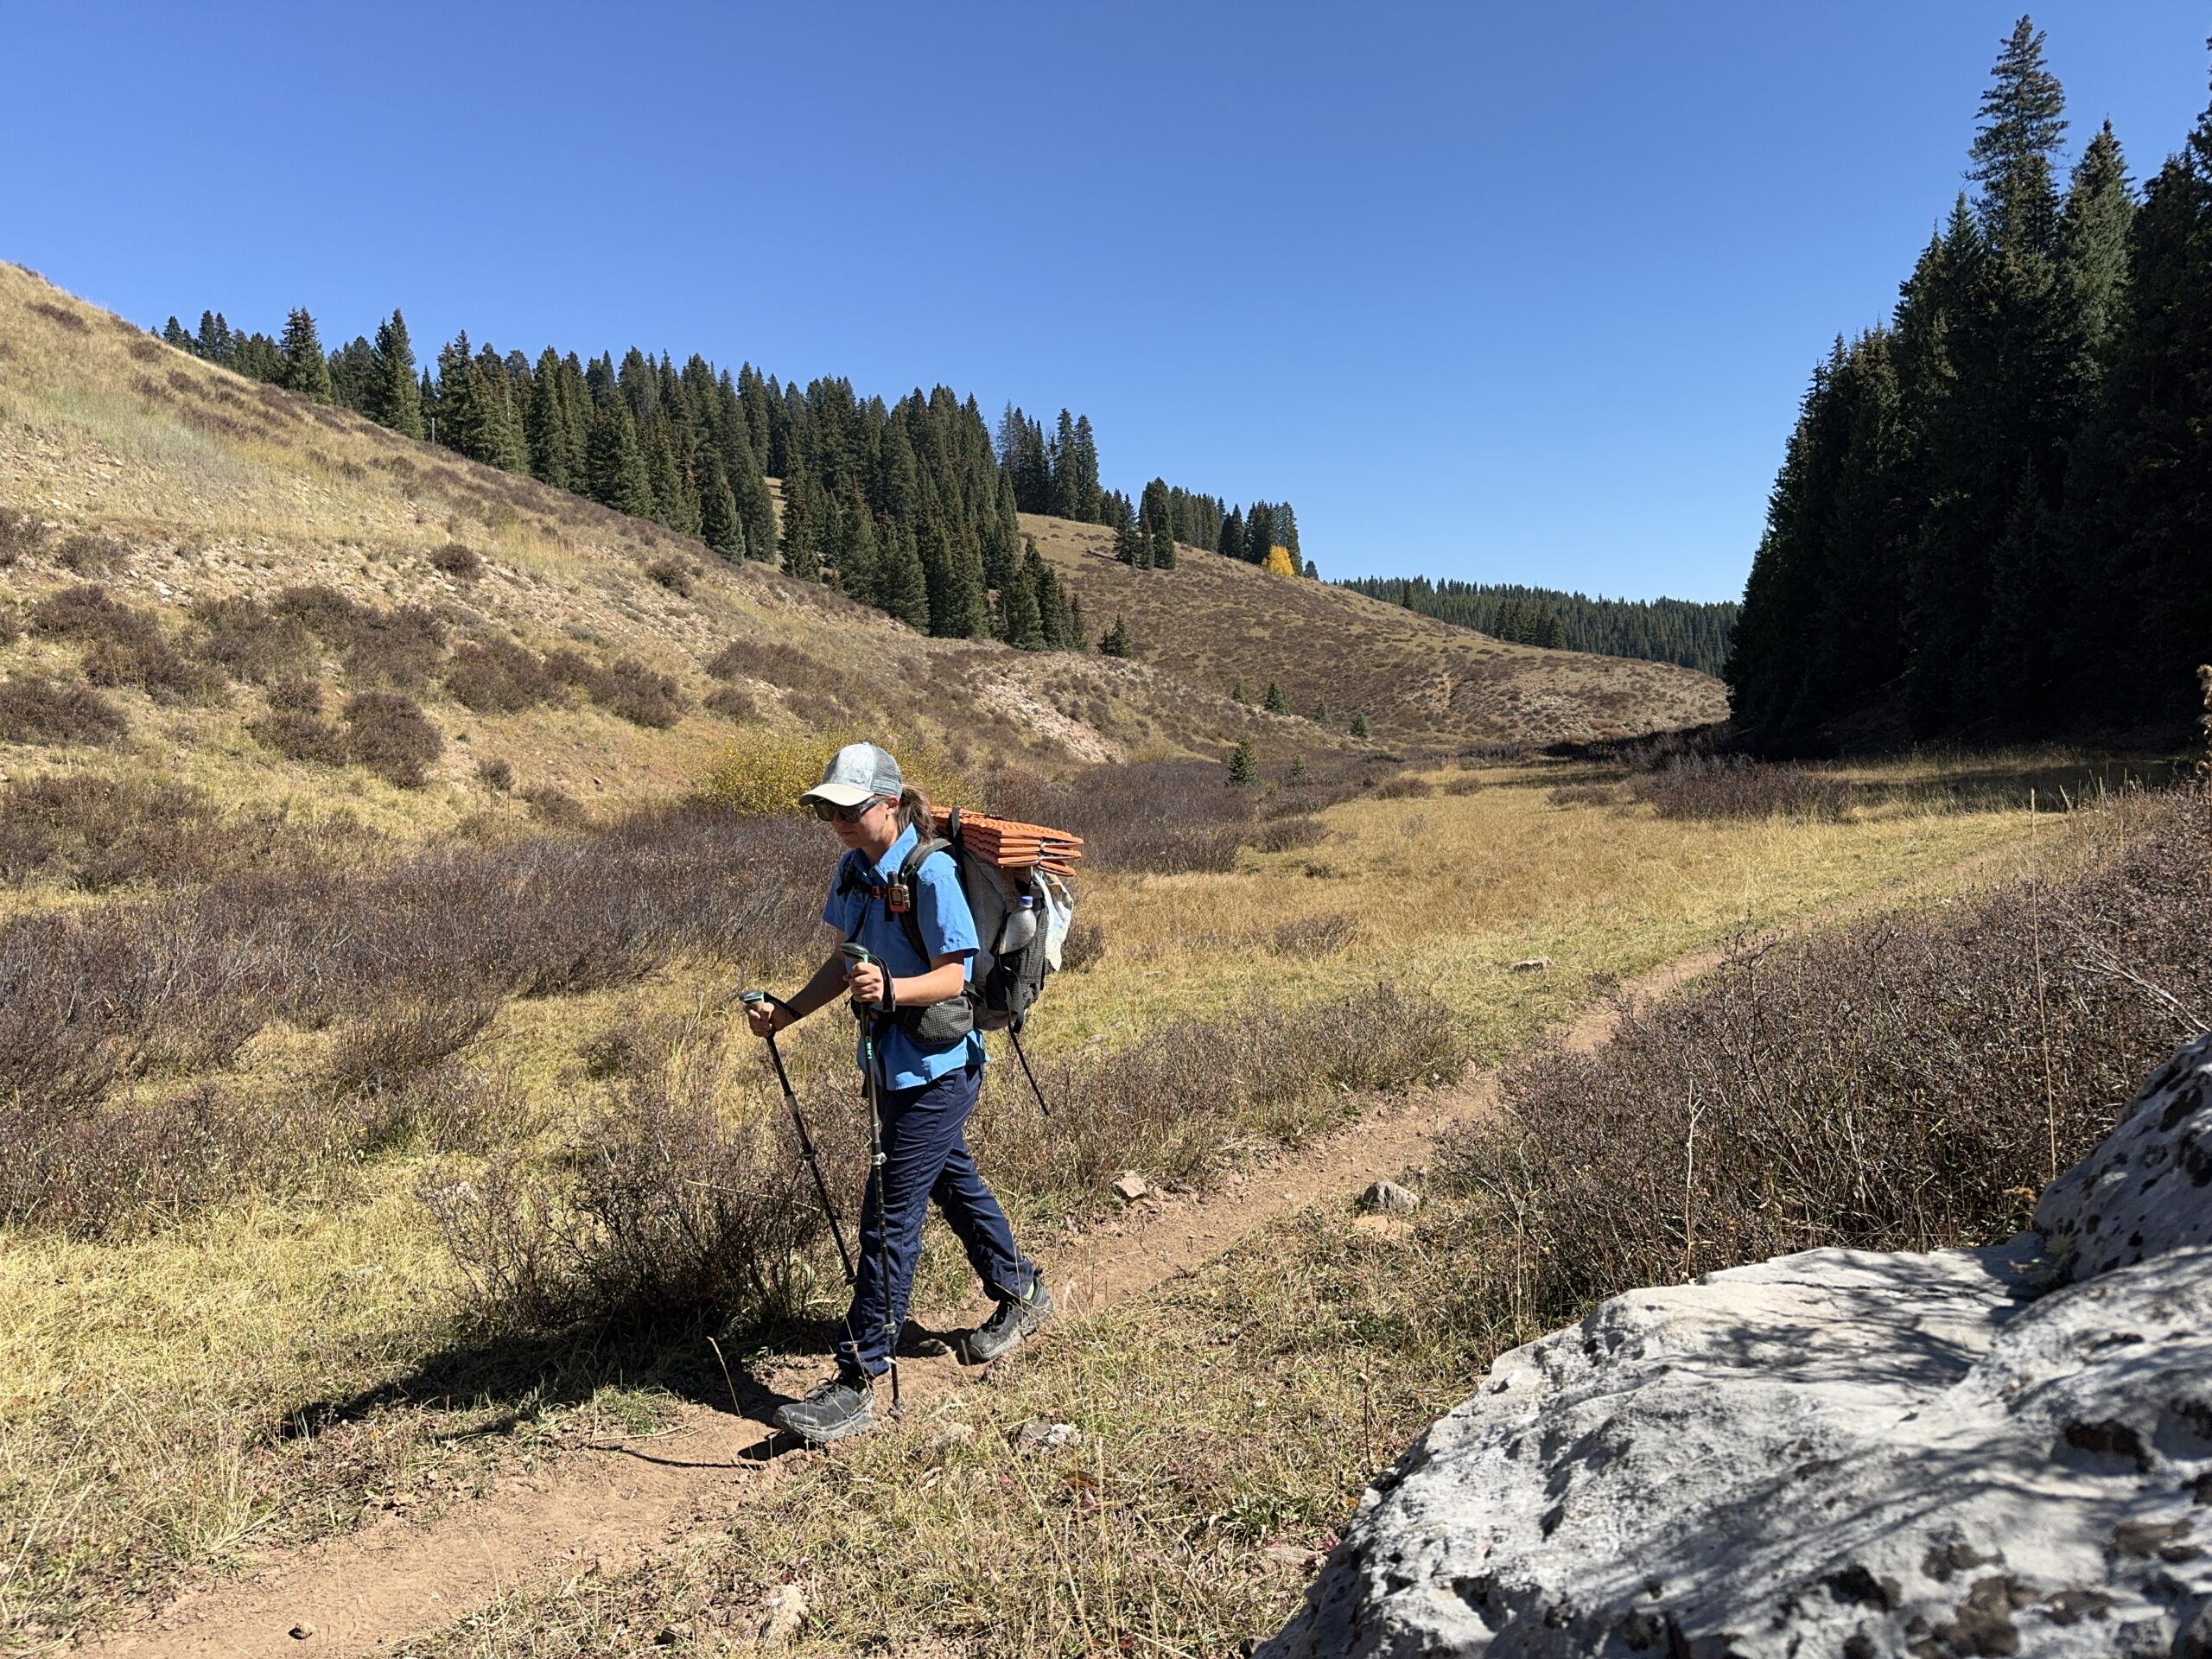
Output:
[966, 1278, 1055, 1363]
[774, 1373, 874, 1445]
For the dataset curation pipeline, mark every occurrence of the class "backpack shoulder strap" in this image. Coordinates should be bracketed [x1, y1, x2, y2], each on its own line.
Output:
[894, 836, 954, 963]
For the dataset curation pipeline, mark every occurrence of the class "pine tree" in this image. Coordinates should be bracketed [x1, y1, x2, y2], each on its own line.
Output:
[1312, 701, 1330, 723]
[1071, 415, 1103, 521]
[1051, 410, 1080, 518]
[365, 311, 423, 438]
[1099, 616, 1132, 658]
[1230, 681, 1246, 703]
[836, 495, 880, 601]
[1244, 504, 1275, 565]
[699, 457, 743, 559]
[585, 400, 654, 518]
[1262, 680, 1286, 713]
[1227, 738, 1257, 785]
[1217, 507, 1245, 563]
[277, 308, 334, 402]
[876, 523, 931, 631]
[1350, 710, 1369, 738]
[162, 316, 191, 350]
[525, 346, 571, 486]
[327, 336, 376, 412]
[999, 554, 1046, 649]
[781, 456, 822, 581]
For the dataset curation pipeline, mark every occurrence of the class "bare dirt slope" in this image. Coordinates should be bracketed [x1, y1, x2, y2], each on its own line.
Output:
[1024, 514, 1726, 748]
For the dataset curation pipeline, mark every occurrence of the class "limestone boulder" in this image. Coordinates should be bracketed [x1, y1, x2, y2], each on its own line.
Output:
[1263, 1033, 2212, 1659]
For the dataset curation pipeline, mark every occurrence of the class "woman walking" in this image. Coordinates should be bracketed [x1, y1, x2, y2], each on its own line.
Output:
[748, 741, 1053, 1444]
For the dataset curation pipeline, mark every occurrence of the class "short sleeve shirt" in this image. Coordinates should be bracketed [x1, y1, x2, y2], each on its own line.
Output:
[822, 823, 984, 1090]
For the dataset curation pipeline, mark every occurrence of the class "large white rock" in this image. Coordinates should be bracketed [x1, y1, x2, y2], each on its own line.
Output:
[1264, 1034, 2212, 1659]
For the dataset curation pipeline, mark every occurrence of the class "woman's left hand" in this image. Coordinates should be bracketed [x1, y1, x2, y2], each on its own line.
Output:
[846, 960, 889, 1008]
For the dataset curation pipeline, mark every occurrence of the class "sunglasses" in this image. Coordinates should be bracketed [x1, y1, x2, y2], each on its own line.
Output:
[808, 798, 882, 823]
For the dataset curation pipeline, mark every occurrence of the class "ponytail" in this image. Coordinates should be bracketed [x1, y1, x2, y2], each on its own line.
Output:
[896, 785, 932, 836]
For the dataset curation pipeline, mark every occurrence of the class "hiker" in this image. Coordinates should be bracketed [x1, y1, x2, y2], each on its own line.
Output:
[747, 741, 1054, 1444]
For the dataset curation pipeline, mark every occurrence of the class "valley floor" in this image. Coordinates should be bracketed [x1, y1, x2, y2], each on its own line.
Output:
[0, 747, 2145, 1658]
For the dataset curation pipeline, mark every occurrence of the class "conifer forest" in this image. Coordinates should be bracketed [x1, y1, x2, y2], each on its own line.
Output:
[1338, 576, 1739, 675]
[1728, 21, 2212, 747]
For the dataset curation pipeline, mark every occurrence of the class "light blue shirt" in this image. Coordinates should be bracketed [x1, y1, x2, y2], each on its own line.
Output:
[822, 823, 984, 1090]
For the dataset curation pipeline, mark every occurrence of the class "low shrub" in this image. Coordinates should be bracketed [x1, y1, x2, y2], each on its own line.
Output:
[251, 706, 349, 766]
[445, 639, 556, 714]
[1249, 814, 1327, 854]
[429, 542, 483, 581]
[1628, 755, 1855, 821]
[1546, 781, 1621, 808]
[1435, 791, 2212, 1349]
[424, 1017, 829, 1326]
[598, 658, 684, 728]
[0, 506, 50, 566]
[343, 691, 442, 787]
[327, 995, 500, 1101]
[698, 729, 964, 817]
[53, 532, 124, 575]
[522, 785, 589, 827]
[268, 673, 326, 713]
[703, 684, 759, 722]
[1371, 774, 1433, 800]
[0, 676, 130, 745]
[33, 584, 219, 702]
[476, 757, 514, 791]
[645, 556, 695, 595]
[546, 649, 685, 728]
[276, 584, 448, 689]
[188, 594, 315, 683]
[0, 775, 219, 888]
[705, 637, 823, 683]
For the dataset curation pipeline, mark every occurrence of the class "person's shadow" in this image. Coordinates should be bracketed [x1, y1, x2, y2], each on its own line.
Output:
[276, 1308, 974, 1468]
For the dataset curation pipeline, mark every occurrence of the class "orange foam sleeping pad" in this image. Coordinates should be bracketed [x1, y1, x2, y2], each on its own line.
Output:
[928, 806, 1084, 871]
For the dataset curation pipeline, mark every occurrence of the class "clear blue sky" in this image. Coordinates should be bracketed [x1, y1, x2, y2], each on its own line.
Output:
[3, 3, 2208, 601]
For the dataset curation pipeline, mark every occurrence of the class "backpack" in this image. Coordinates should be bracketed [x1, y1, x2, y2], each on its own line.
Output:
[836, 809, 1071, 1039]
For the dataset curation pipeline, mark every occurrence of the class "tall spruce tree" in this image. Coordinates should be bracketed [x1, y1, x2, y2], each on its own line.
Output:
[365, 311, 424, 437]
[277, 308, 334, 402]
[585, 400, 654, 518]
[525, 347, 572, 486]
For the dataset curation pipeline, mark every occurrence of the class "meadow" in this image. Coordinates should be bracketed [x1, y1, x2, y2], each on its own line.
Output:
[0, 735, 2139, 1653]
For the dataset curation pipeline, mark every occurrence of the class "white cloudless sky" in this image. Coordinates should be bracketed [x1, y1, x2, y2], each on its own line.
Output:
[3, 2, 2207, 601]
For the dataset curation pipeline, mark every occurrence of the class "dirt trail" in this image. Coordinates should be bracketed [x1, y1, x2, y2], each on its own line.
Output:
[73, 908, 1897, 1657]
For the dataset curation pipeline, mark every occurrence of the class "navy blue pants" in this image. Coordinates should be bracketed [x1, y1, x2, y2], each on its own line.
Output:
[836, 1060, 1036, 1380]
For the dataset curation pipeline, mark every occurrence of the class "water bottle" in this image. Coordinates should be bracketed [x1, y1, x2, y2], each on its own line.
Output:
[998, 894, 1038, 955]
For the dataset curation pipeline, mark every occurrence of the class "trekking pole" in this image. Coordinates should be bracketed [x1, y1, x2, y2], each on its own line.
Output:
[1006, 1026, 1053, 1120]
[739, 990, 855, 1285]
[839, 943, 900, 1416]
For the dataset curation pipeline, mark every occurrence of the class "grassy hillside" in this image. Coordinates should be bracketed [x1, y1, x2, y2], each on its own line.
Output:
[0, 264, 1723, 843]
[1025, 514, 1726, 747]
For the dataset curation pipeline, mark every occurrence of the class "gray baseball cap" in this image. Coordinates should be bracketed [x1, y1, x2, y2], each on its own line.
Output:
[799, 741, 903, 809]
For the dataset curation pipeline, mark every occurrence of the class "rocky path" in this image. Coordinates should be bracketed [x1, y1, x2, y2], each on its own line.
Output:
[68, 929, 1819, 1658]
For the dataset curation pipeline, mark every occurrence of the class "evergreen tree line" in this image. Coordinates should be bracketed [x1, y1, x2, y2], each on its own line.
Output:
[1729, 20, 2212, 744]
[1338, 575, 1740, 673]
[993, 404, 1309, 575]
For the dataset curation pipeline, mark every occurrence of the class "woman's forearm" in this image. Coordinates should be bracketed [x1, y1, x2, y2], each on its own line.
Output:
[893, 962, 968, 1008]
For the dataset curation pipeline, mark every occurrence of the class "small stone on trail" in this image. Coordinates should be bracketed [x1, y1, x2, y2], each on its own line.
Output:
[923, 1421, 976, 1458]
[756, 1582, 807, 1647]
[1511, 956, 1552, 971]
[1015, 1417, 1082, 1452]
[1111, 1171, 1150, 1203]
[288, 1623, 315, 1641]
[1360, 1179, 1421, 1215]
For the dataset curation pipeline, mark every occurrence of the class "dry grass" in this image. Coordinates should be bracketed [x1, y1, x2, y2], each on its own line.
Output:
[1022, 512, 1726, 749]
